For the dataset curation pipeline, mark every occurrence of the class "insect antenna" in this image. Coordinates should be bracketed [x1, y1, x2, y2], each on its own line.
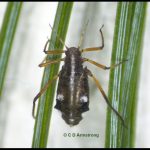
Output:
[49, 24, 68, 50]
[78, 20, 89, 49]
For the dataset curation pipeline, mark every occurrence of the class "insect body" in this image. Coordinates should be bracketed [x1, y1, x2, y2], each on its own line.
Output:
[33, 25, 126, 126]
[55, 48, 89, 125]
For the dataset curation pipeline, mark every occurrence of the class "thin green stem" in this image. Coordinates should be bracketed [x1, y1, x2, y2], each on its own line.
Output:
[105, 2, 147, 148]
[0, 2, 22, 98]
[32, 2, 73, 148]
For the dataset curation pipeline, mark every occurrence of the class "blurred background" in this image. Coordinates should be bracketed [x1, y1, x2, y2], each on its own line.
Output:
[0, 2, 149, 148]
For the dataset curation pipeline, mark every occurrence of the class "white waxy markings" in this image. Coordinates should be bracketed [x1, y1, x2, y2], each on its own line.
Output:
[80, 95, 88, 103]
[69, 118, 74, 122]
[57, 94, 64, 101]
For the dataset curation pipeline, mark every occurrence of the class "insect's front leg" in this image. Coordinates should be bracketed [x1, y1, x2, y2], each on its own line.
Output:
[81, 25, 104, 53]
[43, 39, 50, 53]
[43, 39, 65, 55]
[84, 67, 127, 128]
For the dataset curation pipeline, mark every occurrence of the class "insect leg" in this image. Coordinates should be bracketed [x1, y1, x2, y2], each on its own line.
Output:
[81, 25, 104, 53]
[39, 58, 65, 67]
[85, 68, 126, 127]
[83, 58, 128, 70]
[32, 74, 59, 118]
[44, 49, 65, 55]
[43, 39, 50, 53]
[43, 39, 65, 55]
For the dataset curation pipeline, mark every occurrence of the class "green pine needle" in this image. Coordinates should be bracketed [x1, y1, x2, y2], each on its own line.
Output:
[32, 2, 73, 148]
[105, 2, 147, 148]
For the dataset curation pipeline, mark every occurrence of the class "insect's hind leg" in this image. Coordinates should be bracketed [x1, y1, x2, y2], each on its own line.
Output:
[32, 74, 59, 118]
[85, 67, 127, 128]
[81, 25, 104, 53]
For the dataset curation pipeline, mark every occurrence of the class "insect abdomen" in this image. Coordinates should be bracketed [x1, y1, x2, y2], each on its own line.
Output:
[55, 67, 89, 125]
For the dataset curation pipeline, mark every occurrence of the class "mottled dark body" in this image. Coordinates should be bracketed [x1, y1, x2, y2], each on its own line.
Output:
[55, 47, 89, 125]
[33, 25, 126, 127]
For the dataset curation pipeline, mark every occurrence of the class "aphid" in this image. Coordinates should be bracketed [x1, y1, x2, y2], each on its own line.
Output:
[32, 24, 126, 127]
